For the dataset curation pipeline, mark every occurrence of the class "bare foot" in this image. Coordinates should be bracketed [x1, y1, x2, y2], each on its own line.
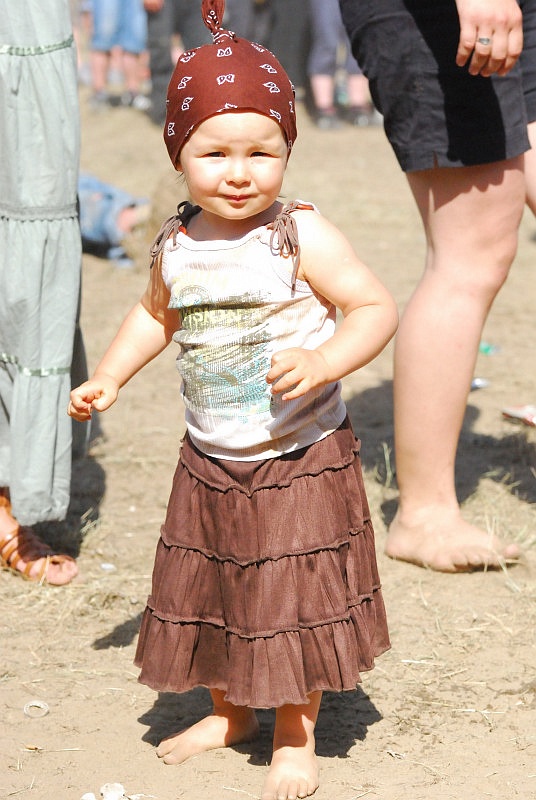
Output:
[156, 707, 260, 765]
[0, 507, 78, 585]
[261, 744, 319, 800]
[262, 694, 321, 800]
[386, 507, 521, 572]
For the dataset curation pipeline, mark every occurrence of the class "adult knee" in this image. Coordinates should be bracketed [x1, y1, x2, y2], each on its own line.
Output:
[475, 215, 519, 295]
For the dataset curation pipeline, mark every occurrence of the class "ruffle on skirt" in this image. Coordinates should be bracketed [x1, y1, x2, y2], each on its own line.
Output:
[135, 416, 390, 708]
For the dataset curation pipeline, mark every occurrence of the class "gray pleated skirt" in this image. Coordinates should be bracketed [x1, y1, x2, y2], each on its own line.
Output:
[0, 1, 86, 524]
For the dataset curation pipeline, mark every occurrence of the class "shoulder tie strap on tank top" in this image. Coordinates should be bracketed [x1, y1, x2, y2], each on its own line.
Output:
[150, 199, 314, 284]
[150, 201, 201, 266]
[267, 201, 314, 289]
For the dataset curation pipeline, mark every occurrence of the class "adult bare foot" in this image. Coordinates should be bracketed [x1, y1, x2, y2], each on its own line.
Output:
[261, 744, 319, 800]
[0, 502, 78, 585]
[156, 703, 259, 765]
[386, 506, 521, 572]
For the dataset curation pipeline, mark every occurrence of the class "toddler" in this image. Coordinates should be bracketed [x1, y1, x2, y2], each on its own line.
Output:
[70, 1, 398, 797]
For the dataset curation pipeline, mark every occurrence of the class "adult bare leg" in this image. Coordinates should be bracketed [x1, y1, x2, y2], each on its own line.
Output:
[261, 692, 321, 800]
[386, 157, 525, 571]
[89, 49, 110, 95]
[524, 120, 536, 215]
[309, 74, 336, 110]
[156, 688, 259, 765]
[121, 50, 144, 95]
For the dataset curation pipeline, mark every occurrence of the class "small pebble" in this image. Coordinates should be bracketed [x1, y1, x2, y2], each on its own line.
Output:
[100, 783, 126, 800]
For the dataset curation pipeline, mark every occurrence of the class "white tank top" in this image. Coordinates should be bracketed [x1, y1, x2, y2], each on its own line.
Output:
[158, 202, 346, 460]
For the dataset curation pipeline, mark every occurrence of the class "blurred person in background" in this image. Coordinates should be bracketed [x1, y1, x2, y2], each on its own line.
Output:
[340, 0, 533, 572]
[225, 0, 311, 97]
[144, 0, 211, 126]
[0, 0, 87, 585]
[89, 0, 149, 110]
[307, 0, 376, 129]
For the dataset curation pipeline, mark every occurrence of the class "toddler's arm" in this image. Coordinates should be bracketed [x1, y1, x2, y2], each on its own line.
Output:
[267, 210, 398, 401]
[69, 261, 177, 421]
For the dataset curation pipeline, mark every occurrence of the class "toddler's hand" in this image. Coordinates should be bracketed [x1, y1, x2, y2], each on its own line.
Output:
[267, 348, 330, 401]
[68, 375, 120, 421]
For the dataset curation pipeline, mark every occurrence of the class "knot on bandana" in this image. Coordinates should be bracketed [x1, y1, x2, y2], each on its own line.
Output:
[203, 0, 225, 36]
[163, 0, 297, 167]
[203, 0, 236, 45]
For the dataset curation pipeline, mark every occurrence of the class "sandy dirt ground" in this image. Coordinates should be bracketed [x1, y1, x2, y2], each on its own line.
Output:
[1, 84, 535, 800]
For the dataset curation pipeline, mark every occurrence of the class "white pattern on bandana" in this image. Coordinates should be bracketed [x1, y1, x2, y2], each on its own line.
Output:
[163, 5, 297, 166]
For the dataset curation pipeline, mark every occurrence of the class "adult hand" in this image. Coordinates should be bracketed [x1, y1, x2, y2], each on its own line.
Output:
[455, 0, 523, 76]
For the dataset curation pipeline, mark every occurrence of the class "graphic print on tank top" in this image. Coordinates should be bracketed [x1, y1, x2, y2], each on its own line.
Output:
[169, 272, 273, 420]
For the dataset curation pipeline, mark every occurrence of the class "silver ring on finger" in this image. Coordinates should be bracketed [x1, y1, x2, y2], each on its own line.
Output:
[477, 36, 492, 46]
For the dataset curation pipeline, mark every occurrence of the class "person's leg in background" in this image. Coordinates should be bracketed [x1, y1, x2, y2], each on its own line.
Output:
[307, 0, 342, 128]
[224, 0, 258, 41]
[89, 0, 120, 107]
[116, 0, 149, 108]
[342, 16, 377, 126]
[524, 121, 536, 213]
[387, 0, 535, 570]
[267, 0, 311, 99]
[173, 0, 212, 51]
[520, 1, 536, 215]
[339, 0, 527, 571]
[387, 159, 525, 571]
[145, 0, 174, 124]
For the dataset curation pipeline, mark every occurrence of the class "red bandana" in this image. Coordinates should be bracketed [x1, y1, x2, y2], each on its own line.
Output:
[163, 0, 297, 167]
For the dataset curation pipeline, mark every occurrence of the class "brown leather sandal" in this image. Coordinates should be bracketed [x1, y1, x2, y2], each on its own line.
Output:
[0, 497, 77, 585]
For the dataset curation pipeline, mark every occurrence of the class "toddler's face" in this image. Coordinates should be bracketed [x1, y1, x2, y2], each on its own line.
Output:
[178, 112, 288, 225]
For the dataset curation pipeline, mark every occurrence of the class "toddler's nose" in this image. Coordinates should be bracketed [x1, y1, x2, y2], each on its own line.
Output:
[227, 158, 249, 184]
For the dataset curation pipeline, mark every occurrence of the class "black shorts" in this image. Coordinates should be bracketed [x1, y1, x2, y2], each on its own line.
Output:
[340, 0, 536, 171]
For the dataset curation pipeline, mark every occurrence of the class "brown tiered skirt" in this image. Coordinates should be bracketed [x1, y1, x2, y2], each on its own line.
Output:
[134, 416, 390, 708]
